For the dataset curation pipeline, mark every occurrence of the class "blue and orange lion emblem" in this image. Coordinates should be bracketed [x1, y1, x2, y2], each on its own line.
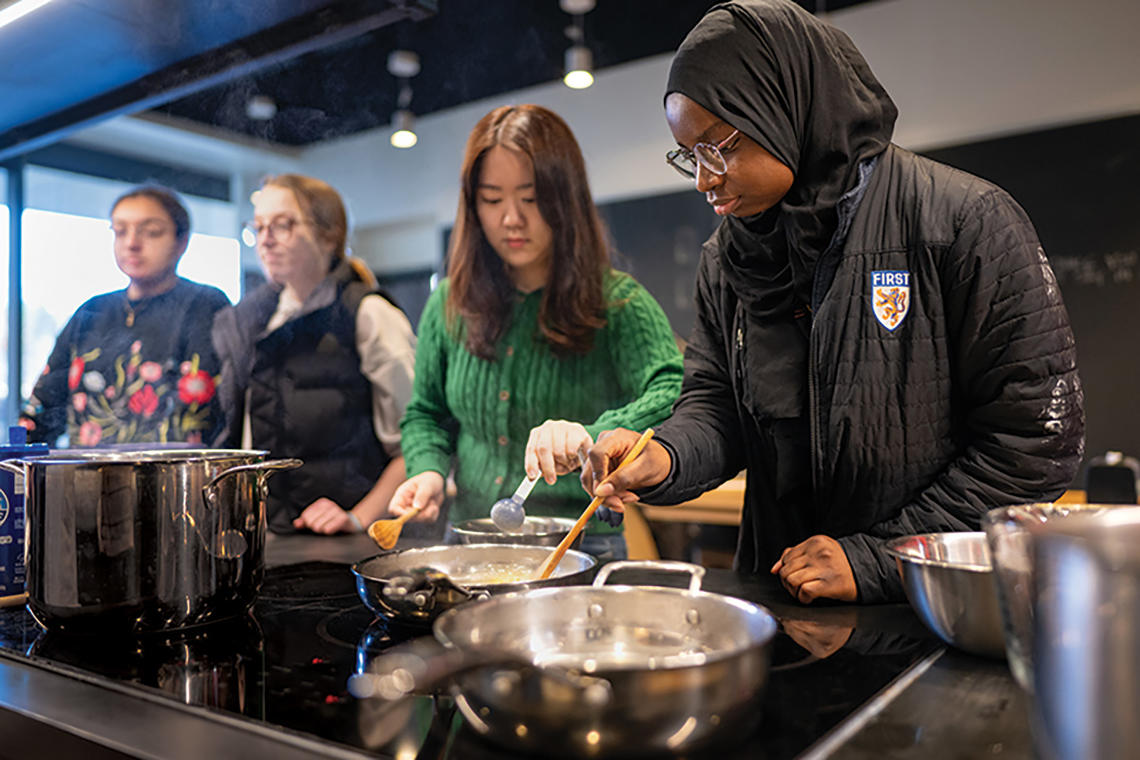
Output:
[871, 271, 910, 331]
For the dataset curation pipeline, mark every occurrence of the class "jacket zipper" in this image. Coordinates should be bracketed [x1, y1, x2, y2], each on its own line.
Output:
[734, 310, 745, 392]
[808, 310, 821, 496]
[803, 156, 876, 505]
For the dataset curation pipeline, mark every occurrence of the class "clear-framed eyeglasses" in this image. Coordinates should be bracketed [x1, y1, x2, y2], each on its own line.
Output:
[242, 216, 312, 243]
[665, 128, 741, 179]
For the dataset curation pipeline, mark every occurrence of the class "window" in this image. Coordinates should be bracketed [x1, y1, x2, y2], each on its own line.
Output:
[0, 167, 8, 427]
[20, 166, 240, 401]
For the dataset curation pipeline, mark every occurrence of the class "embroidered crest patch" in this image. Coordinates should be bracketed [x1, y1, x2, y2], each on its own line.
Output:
[871, 270, 910, 331]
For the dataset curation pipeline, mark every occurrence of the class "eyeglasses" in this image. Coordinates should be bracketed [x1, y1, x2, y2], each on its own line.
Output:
[243, 216, 312, 242]
[665, 128, 741, 180]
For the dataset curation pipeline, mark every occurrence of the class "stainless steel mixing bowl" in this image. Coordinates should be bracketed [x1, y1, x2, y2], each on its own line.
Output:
[885, 531, 1004, 658]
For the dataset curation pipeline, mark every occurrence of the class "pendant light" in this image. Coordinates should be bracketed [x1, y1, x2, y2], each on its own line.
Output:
[561, 0, 595, 90]
[388, 50, 420, 149]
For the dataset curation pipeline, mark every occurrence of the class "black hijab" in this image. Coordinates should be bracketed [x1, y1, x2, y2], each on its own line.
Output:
[667, 0, 897, 318]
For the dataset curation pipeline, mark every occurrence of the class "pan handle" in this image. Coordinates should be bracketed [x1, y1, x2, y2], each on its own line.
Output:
[382, 566, 485, 611]
[593, 559, 706, 592]
[202, 458, 303, 506]
[348, 636, 612, 706]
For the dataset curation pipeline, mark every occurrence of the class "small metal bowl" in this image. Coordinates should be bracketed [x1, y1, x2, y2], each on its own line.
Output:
[885, 532, 1004, 658]
[451, 516, 581, 548]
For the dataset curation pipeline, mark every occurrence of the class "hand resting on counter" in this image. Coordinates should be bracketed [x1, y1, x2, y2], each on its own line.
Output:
[293, 498, 361, 534]
[771, 536, 857, 603]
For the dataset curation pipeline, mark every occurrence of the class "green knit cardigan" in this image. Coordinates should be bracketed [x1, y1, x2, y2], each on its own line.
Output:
[400, 270, 683, 532]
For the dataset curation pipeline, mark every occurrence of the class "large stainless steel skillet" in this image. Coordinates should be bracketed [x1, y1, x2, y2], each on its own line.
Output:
[353, 560, 778, 757]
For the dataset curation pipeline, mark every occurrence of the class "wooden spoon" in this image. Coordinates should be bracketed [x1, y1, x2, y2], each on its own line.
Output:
[535, 428, 655, 580]
[367, 504, 424, 550]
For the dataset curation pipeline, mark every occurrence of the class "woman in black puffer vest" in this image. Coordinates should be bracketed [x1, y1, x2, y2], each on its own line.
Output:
[213, 174, 416, 535]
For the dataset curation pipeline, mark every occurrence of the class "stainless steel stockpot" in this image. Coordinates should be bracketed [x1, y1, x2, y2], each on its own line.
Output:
[358, 561, 778, 757]
[982, 502, 1132, 692]
[0, 449, 299, 632]
[1026, 507, 1140, 760]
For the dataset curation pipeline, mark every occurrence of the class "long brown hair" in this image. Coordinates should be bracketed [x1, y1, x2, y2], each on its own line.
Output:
[260, 173, 377, 287]
[448, 104, 608, 359]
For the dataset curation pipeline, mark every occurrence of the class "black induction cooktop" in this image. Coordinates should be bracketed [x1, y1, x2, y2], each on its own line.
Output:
[0, 561, 938, 759]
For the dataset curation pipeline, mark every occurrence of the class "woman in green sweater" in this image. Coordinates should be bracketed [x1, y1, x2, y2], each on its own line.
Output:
[389, 104, 683, 559]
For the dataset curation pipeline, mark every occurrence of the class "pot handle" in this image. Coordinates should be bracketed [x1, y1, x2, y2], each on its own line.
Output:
[0, 460, 25, 479]
[202, 458, 303, 505]
[348, 636, 612, 706]
[593, 559, 706, 592]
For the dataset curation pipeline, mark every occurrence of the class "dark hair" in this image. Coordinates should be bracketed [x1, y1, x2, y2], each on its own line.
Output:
[111, 184, 191, 241]
[259, 173, 376, 287]
[448, 104, 609, 359]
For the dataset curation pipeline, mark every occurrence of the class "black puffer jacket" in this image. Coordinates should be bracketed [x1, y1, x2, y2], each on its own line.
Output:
[649, 144, 1085, 603]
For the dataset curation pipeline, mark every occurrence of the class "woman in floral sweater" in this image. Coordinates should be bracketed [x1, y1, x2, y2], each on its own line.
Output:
[20, 184, 230, 447]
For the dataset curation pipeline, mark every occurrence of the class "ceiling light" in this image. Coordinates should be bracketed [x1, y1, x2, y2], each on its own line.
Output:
[387, 50, 420, 149]
[390, 109, 417, 149]
[0, 0, 54, 31]
[559, 0, 595, 15]
[245, 95, 277, 121]
[387, 50, 421, 78]
[560, 0, 595, 90]
[563, 45, 594, 89]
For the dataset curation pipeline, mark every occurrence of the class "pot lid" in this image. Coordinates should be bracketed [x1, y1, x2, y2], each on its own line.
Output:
[28, 448, 270, 464]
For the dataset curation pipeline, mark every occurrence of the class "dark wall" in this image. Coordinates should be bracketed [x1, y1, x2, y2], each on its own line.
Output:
[375, 269, 434, 330]
[598, 189, 719, 342]
[597, 113, 1140, 482]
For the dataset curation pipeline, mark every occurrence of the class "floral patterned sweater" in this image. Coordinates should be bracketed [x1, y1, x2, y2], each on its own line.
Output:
[21, 278, 231, 447]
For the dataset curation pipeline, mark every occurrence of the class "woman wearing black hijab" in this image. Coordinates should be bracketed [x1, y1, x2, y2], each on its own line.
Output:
[584, 0, 1084, 604]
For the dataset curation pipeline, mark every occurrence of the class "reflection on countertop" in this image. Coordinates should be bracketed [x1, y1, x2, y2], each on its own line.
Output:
[0, 534, 1035, 760]
[266, 522, 445, 568]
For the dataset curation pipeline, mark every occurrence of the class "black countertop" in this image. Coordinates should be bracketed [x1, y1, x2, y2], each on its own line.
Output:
[0, 533, 1034, 759]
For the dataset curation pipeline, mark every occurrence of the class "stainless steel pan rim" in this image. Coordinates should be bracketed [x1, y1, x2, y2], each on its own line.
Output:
[351, 543, 599, 625]
[451, 516, 579, 547]
[433, 560, 778, 671]
[352, 543, 597, 589]
[885, 531, 993, 573]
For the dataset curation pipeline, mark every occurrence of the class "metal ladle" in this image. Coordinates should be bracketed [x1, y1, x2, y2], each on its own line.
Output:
[489, 474, 538, 533]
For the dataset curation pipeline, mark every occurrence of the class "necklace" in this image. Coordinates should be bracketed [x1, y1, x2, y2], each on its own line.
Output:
[124, 279, 178, 327]
[124, 295, 143, 327]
